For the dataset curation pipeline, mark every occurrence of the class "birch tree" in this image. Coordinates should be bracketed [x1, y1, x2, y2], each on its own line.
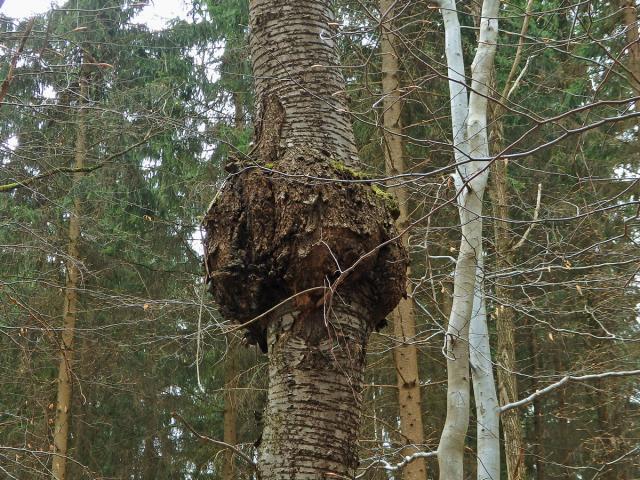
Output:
[437, 1, 500, 479]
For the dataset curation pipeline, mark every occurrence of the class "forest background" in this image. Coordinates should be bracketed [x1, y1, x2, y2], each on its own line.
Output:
[1, 0, 639, 479]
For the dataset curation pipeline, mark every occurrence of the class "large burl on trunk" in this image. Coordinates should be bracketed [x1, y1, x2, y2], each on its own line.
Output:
[203, 1, 407, 478]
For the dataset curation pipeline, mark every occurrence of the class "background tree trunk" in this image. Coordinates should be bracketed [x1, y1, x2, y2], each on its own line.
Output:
[620, 0, 639, 108]
[529, 327, 545, 480]
[491, 158, 525, 480]
[221, 90, 245, 480]
[222, 336, 238, 480]
[51, 70, 88, 480]
[380, 1, 427, 478]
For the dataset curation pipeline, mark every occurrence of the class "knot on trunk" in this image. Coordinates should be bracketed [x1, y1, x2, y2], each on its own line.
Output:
[203, 147, 407, 348]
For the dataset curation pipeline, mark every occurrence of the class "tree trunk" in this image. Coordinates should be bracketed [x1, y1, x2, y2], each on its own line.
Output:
[259, 306, 369, 477]
[491, 157, 525, 480]
[620, 0, 640, 108]
[529, 326, 545, 480]
[469, 261, 500, 480]
[221, 91, 244, 480]
[437, 1, 498, 479]
[222, 336, 238, 480]
[203, 1, 407, 478]
[51, 71, 88, 480]
[486, 1, 533, 476]
[380, 1, 427, 478]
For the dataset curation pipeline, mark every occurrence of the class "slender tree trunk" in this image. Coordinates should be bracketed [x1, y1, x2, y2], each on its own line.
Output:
[380, 1, 427, 478]
[620, 0, 640, 108]
[51, 71, 88, 480]
[437, 1, 499, 479]
[529, 327, 545, 480]
[469, 261, 499, 480]
[491, 157, 525, 480]
[204, 1, 407, 478]
[486, 2, 533, 475]
[222, 337, 239, 480]
[552, 350, 571, 479]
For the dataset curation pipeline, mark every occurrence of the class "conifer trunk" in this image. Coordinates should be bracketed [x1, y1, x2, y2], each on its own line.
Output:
[620, 0, 639, 108]
[529, 328, 545, 480]
[491, 157, 525, 480]
[203, 1, 407, 478]
[222, 337, 238, 480]
[51, 71, 88, 480]
[380, 1, 427, 478]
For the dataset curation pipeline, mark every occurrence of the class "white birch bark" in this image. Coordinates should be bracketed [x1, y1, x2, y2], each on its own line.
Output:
[470, 260, 500, 480]
[437, 1, 500, 479]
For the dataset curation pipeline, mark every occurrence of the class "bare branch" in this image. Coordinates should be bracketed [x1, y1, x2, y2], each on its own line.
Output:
[0, 18, 35, 106]
[500, 370, 640, 414]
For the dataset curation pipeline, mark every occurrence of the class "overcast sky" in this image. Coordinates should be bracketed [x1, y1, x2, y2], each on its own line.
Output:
[0, 1, 191, 30]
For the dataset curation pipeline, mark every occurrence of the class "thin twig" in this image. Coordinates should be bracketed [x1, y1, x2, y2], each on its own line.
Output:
[171, 411, 257, 469]
[511, 182, 542, 251]
[0, 18, 35, 105]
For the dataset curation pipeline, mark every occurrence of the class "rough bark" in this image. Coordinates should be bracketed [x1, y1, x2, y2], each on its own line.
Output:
[203, 1, 407, 478]
[259, 305, 370, 477]
[51, 72, 88, 480]
[487, 1, 533, 476]
[380, 1, 427, 478]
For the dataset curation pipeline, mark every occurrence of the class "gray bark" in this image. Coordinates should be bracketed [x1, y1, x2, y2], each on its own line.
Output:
[259, 306, 369, 478]
[249, 0, 357, 165]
